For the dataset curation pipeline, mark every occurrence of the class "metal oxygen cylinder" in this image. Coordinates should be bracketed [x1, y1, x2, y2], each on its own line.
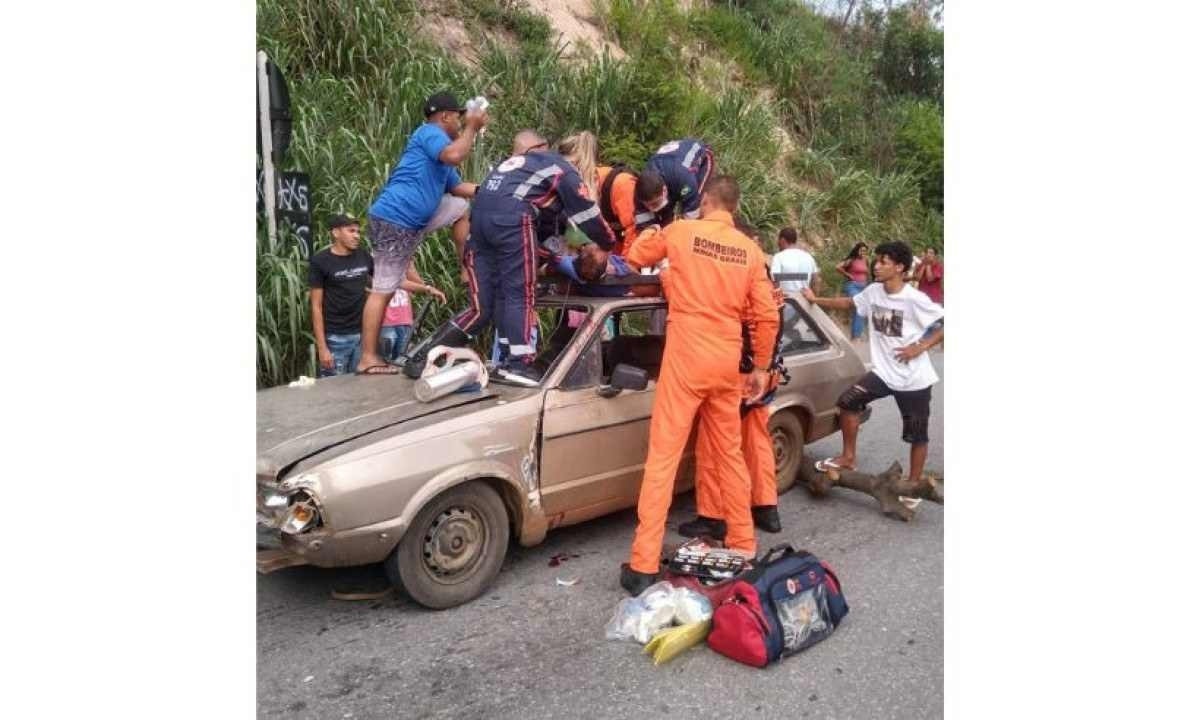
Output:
[413, 347, 489, 403]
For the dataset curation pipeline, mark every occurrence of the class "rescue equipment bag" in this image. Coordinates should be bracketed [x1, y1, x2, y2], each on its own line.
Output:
[706, 545, 848, 667]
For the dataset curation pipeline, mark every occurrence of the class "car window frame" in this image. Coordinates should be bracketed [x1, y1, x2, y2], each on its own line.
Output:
[555, 301, 667, 390]
[529, 301, 597, 387]
[778, 297, 831, 357]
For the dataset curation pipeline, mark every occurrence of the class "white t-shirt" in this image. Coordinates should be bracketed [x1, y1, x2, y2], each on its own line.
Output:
[852, 283, 944, 391]
[771, 248, 818, 292]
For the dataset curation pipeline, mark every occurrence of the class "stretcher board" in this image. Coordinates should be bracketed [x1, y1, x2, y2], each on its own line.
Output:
[536, 274, 662, 295]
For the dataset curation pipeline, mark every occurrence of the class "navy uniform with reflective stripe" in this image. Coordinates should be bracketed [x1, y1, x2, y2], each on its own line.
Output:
[635, 138, 716, 230]
[453, 151, 614, 360]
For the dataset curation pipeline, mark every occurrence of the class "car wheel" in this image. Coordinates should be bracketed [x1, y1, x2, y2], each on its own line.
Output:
[386, 480, 510, 610]
[769, 411, 805, 494]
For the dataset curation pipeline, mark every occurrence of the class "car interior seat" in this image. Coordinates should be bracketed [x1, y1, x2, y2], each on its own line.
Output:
[604, 334, 665, 381]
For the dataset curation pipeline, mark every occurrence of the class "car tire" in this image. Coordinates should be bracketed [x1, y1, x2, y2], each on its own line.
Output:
[769, 411, 805, 494]
[386, 480, 510, 610]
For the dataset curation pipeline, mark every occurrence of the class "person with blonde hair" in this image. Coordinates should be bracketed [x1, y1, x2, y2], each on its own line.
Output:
[557, 131, 599, 201]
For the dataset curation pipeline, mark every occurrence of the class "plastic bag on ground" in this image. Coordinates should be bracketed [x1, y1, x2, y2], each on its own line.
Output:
[605, 582, 713, 643]
[670, 586, 712, 625]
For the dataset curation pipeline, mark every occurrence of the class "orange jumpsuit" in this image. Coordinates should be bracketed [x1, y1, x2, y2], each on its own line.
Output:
[694, 290, 786, 517]
[694, 387, 779, 518]
[624, 210, 779, 574]
[596, 165, 639, 256]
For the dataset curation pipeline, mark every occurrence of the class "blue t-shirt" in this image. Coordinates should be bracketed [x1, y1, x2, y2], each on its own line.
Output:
[369, 123, 463, 230]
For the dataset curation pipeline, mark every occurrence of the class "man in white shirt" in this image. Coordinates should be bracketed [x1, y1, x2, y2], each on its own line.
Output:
[802, 241, 944, 489]
[770, 227, 820, 293]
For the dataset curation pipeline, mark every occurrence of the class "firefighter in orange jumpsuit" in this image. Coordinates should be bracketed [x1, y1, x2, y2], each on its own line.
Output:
[619, 175, 779, 596]
[684, 296, 787, 541]
[596, 165, 639, 256]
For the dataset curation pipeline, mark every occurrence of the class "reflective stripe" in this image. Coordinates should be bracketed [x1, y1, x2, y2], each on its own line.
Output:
[634, 212, 655, 224]
[681, 141, 700, 168]
[696, 148, 715, 192]
[522, 214, 535, 344]
[514, 165, 564, 199]
[683, 209, 700, 219]
[509, 344, 535, 355]
[453, 249, 483, 330]
[568, 204, 600, 225]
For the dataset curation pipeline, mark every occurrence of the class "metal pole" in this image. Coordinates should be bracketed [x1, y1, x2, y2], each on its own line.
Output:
[257, 51, 278, 246]
[402, 298, 435, 357]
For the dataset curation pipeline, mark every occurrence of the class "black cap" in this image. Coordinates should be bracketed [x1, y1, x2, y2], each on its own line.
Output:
[424, 91, 465, 117]
[328, 213, 360, 230]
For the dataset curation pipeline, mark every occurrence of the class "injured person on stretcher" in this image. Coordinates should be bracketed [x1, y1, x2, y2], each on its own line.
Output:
[541, 237, 664, 298]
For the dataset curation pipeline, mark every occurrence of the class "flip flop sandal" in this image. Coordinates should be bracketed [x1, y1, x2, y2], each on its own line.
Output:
[815, 457, 855, 473]
[355, 364, 399, 376]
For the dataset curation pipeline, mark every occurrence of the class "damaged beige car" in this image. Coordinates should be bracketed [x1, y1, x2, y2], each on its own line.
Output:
[257, 290, 868, 609]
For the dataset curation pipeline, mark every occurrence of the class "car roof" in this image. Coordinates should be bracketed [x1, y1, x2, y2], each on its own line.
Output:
[535, 293, 665, 309]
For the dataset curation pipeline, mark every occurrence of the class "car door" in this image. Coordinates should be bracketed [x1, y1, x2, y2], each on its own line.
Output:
[539, 305, 683, 525]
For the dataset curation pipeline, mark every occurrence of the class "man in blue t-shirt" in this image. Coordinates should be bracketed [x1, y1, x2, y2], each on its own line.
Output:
[356, 91, 489, 375]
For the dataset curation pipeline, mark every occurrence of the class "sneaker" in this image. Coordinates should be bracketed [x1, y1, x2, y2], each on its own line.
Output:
[494, 361, 542, 387]
[619, 563, 660, 596]
[677, 515, 727, 540]
[751, 505, 782, 533]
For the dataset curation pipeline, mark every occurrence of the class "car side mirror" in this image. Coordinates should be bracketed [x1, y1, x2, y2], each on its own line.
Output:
[597, 363, 648, 398]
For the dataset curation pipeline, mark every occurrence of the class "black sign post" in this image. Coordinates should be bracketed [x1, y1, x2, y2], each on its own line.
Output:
[256, 51, 297, 249]
[275, 171, 311, 257]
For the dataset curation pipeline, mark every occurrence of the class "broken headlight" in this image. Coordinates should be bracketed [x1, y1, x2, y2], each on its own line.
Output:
[258, 475, 322, 534]
[280, 491, 321, 535]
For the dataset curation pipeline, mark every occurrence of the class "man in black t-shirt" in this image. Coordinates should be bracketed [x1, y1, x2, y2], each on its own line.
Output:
[309, 214, 374, 377]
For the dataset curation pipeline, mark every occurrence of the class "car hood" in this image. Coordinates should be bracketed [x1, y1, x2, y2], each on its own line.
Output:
[256, 373, 533, 478]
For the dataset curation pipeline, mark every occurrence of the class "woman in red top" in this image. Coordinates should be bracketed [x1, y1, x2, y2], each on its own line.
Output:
[836, 242, 871, 339]
[916, 246, 943, 305]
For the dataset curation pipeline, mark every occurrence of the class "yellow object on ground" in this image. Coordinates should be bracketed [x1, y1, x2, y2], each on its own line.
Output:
[643, 620, 712, 665]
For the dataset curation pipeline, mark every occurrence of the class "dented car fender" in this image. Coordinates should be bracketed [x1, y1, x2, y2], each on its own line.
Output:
[393, 458, 549, 548]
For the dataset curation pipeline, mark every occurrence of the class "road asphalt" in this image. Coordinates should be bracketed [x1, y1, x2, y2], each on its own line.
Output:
[257, 350, 944, 719]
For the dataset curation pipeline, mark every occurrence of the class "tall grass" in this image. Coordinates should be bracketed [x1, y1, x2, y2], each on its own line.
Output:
[257, 222, 314, 386]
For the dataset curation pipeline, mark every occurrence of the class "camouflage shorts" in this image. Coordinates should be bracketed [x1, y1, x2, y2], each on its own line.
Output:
[367, 196, 469, 293]
[367, 216, 424, 294]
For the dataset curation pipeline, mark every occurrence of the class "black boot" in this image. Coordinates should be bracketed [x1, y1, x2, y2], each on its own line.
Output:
[752, 505, 782, 533]
[619, 563, 660, 596]
[402, 322, 470, 379]
[677, 515, 727, 541]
